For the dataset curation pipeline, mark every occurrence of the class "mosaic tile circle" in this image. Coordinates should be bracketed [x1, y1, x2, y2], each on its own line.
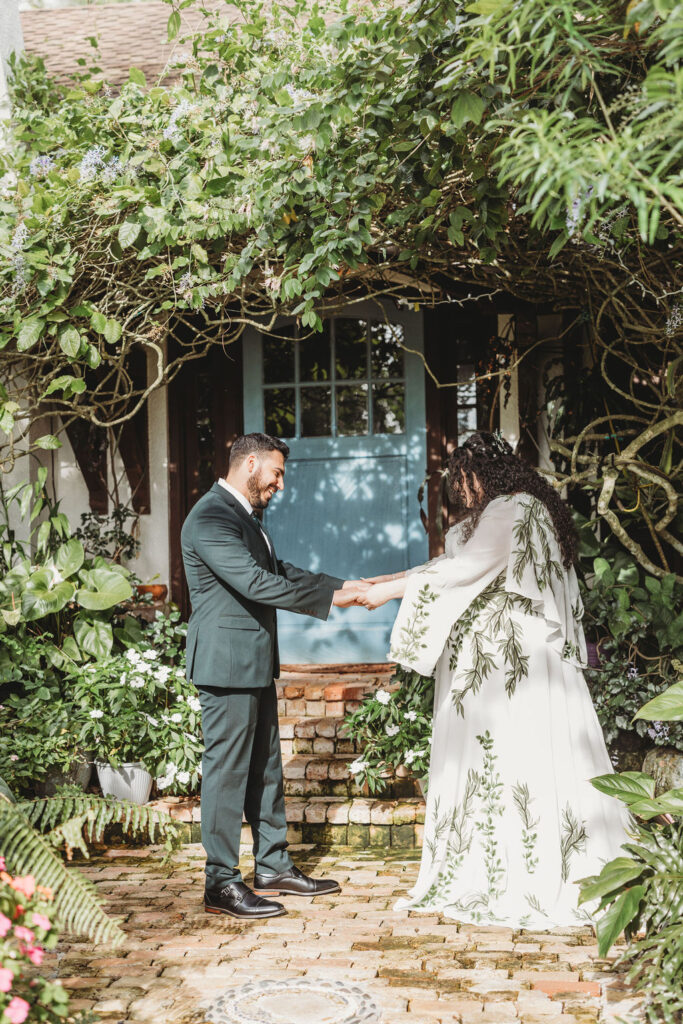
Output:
[205, 978, 381, 1024]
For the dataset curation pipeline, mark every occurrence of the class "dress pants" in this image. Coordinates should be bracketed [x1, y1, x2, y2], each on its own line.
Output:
[197, 682, 293, 890]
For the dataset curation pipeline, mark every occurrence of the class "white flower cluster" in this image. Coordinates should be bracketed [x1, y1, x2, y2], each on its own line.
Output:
[403, 749, 424, 766]
[90, 709, 104, 719]
[374, 689, 391, 705]
[157, 763, 191, 789]
[177, 694, 201, 713]
[163, 99, 191, 143]
[348, 758, 368, 775]
[404, 710, 417, 722]
[385, 723, 399, 737]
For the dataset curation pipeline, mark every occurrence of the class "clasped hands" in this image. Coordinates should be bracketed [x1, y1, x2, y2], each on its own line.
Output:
[332, 573, 405, 611]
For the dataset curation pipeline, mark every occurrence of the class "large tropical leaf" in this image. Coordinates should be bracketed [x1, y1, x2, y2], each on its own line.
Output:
[76, 567, 133, 610]
[591, 771, 656, 805]
[634, 682, 683, 723]
[21, 568, 75, 620]
[54, 538, 85, 579]
[74, 615, 114, 659]
[629, 788, 683, 820]
[596, 885, 646, 957]
[578, 856, 643, 906]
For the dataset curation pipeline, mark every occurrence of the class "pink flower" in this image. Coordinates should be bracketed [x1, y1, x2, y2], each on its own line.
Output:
[0, 856, 5, 870]
[26, 946, 43, 967]
[13, 926, 34, 945]
[10, 876, 35, 899]
[0, 913, 11, 937]
[5, 997, 30, 1024]
[0, 967, 13, 992]
[31, 913, 50, 932]
[9, 755, 18, 762]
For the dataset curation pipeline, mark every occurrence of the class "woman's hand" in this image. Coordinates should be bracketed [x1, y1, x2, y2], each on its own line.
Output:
[359, 580, 405, 610]
[360, 571, 407, 584]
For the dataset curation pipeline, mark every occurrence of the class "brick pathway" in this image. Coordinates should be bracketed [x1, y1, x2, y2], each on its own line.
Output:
[45, 844, 643, 1024]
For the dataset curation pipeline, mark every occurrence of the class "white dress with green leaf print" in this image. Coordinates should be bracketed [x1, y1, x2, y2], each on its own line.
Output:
[390, 492, 631, 929]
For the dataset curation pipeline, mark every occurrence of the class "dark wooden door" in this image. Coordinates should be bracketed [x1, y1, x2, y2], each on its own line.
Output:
[168, 340, 243, 618]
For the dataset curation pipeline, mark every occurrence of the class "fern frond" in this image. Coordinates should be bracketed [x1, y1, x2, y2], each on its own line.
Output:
[0, 803, 126, 946]
[16, 793, 175, 847]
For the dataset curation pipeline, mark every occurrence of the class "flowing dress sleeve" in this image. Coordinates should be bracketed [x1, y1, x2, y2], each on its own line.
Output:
[389, 498, 513, 676]
[389, 493, 586, 678]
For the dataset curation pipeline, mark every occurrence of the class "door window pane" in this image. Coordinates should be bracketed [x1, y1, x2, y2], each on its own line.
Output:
[371, 322, 404, 378]
[335, 319, 368, 380]
[264, 387, 296, 437]
[337, 384, 369, 436]
[372, 382, 405, 434]
[263, 329, 295, 384]
[457, 363, 477, 441]
[300, 323, 331, 382]
[301, 386, 331, 436]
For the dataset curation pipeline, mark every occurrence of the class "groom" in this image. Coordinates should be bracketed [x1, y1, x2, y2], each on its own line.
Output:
[182, 432, 367, 919]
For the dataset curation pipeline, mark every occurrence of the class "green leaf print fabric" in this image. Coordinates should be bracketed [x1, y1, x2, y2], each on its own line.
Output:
[391, 494, 631, 927]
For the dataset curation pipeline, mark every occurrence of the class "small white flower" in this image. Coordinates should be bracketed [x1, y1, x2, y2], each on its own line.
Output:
[142, 649, 158, 661]
[404, 749, 416, 765]
[144, 714, 159, 727]
[176, 770, 190, 785]
[187, 696, 201, 713]
[176, 668, 185, 678]
[89, 709, 104, 719]
[404, 710, 417, 722]
[156, 774, 172, 790]
[197, 763, 202, 776]
[385, 723, 400, 737]
[170, 713, 183, 724]
[348, 758, 368, 775]
[157, 666, 171, 683]
[129, 677, 145, 689]
[375, 689, 391, 705]
[125, 649, 141, 664]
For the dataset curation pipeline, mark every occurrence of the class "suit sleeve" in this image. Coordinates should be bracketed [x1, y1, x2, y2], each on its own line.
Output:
[192, 505, 337, 619]
[278, 559, 345, 592]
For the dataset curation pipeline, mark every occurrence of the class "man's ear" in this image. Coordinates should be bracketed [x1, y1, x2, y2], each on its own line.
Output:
[245, 453, 258, 474]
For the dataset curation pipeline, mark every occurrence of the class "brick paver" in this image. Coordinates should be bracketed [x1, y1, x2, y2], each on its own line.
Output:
[44, 844, 643, 1024]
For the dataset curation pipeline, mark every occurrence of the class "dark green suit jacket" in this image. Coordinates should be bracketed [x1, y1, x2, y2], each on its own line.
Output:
[181, 482, 344, 688]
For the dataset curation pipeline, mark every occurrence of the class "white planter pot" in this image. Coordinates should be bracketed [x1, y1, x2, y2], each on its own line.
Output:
[95, 760, 153, 804]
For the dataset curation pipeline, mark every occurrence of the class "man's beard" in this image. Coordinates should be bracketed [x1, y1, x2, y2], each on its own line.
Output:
[247, 469, 269, 509]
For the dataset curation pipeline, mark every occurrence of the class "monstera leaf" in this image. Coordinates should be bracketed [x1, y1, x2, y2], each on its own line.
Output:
[21, 567, 75, 620]
[76, 567, 133, 611]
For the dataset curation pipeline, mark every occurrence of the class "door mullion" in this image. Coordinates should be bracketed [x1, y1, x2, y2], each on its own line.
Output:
[294, 329, 301, 438]
[366, 320, 373, 435]
[330, 318, 337, 437]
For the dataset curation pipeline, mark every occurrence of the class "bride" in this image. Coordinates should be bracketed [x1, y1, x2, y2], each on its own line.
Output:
[359, 431, 631, 928]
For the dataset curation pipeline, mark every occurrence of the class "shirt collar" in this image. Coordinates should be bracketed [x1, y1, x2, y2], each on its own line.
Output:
[218, 478, 254, 516]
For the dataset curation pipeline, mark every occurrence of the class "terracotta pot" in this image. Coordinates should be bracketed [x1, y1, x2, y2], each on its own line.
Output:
[136, 584, 168, 602]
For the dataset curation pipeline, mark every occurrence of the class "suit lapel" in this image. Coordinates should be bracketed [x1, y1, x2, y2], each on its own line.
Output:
[210, 482, 276, 567]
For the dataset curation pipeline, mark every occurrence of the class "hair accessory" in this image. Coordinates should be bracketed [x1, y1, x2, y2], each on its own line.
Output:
[461, 430, 513, 460]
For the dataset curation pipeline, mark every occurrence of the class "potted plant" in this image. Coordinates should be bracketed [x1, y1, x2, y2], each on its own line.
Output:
[74, 614, 202, 803]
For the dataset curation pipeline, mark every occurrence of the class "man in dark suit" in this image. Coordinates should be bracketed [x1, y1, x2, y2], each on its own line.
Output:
[182, 432, 367, 919]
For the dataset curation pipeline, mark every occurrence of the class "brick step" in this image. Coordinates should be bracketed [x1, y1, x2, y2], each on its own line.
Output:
[149, 794, 426, 849]
[279, 716, 358, 756]
[281, 752, 420, 799]
[276, 664, 394, 716]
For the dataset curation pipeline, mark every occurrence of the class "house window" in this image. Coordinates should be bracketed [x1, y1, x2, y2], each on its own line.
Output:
[262, 318, 406, 438]
[456, 362, 478, 442]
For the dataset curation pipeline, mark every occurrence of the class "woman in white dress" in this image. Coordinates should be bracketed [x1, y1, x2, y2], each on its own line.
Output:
[360, 431, 631, 929]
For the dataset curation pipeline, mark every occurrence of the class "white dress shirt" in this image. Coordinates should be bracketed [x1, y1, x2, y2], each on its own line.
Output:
[218, 478, 273, 555]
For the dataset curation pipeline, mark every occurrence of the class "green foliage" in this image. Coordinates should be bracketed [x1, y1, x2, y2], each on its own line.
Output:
[1, 786, 177, 948]
[74, 504, 140, 562]
[342, 665, 433, 791]
[581, 550, 683, 755]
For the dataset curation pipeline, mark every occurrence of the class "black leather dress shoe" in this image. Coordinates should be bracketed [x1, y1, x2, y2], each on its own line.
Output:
[253, 865, 341, 896]
[204, 881, 286, 919]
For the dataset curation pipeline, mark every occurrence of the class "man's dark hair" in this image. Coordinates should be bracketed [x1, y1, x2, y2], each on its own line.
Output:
[228, 433, 290, 469]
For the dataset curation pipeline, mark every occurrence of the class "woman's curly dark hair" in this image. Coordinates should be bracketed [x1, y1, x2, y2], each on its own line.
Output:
[447, 431, 578, 569]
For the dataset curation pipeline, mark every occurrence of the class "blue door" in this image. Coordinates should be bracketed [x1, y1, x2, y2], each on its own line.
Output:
[242, 303, 427, 664]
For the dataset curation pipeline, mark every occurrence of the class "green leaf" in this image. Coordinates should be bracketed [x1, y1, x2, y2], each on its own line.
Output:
[76, 567, 133, 610]
[205, 177, 230, 196]
[104, 318, 122, 344]
[54, 539, 85, 579]
[34, 434, 62, 450]
[91, 311, 107, 334]
[59, 326, 81, 358]
[629, 788, 683, 820]
[74, 615, 113, 660]
[17, 319, 45, 352]
[118, 221, 141, 248]
[590, 771, 656, 805]
[129, 67, 147, 87]
[21, 569, 75, 620]
[450, 90, 486, 128]
[634, 682, 683, 722]
[578, 857, 643, 905]
[596, 885, 645, 957]
[167, 10, 181, 40]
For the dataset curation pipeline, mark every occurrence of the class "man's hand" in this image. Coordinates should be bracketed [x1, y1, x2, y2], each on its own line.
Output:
[333, 581, 370, 607]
